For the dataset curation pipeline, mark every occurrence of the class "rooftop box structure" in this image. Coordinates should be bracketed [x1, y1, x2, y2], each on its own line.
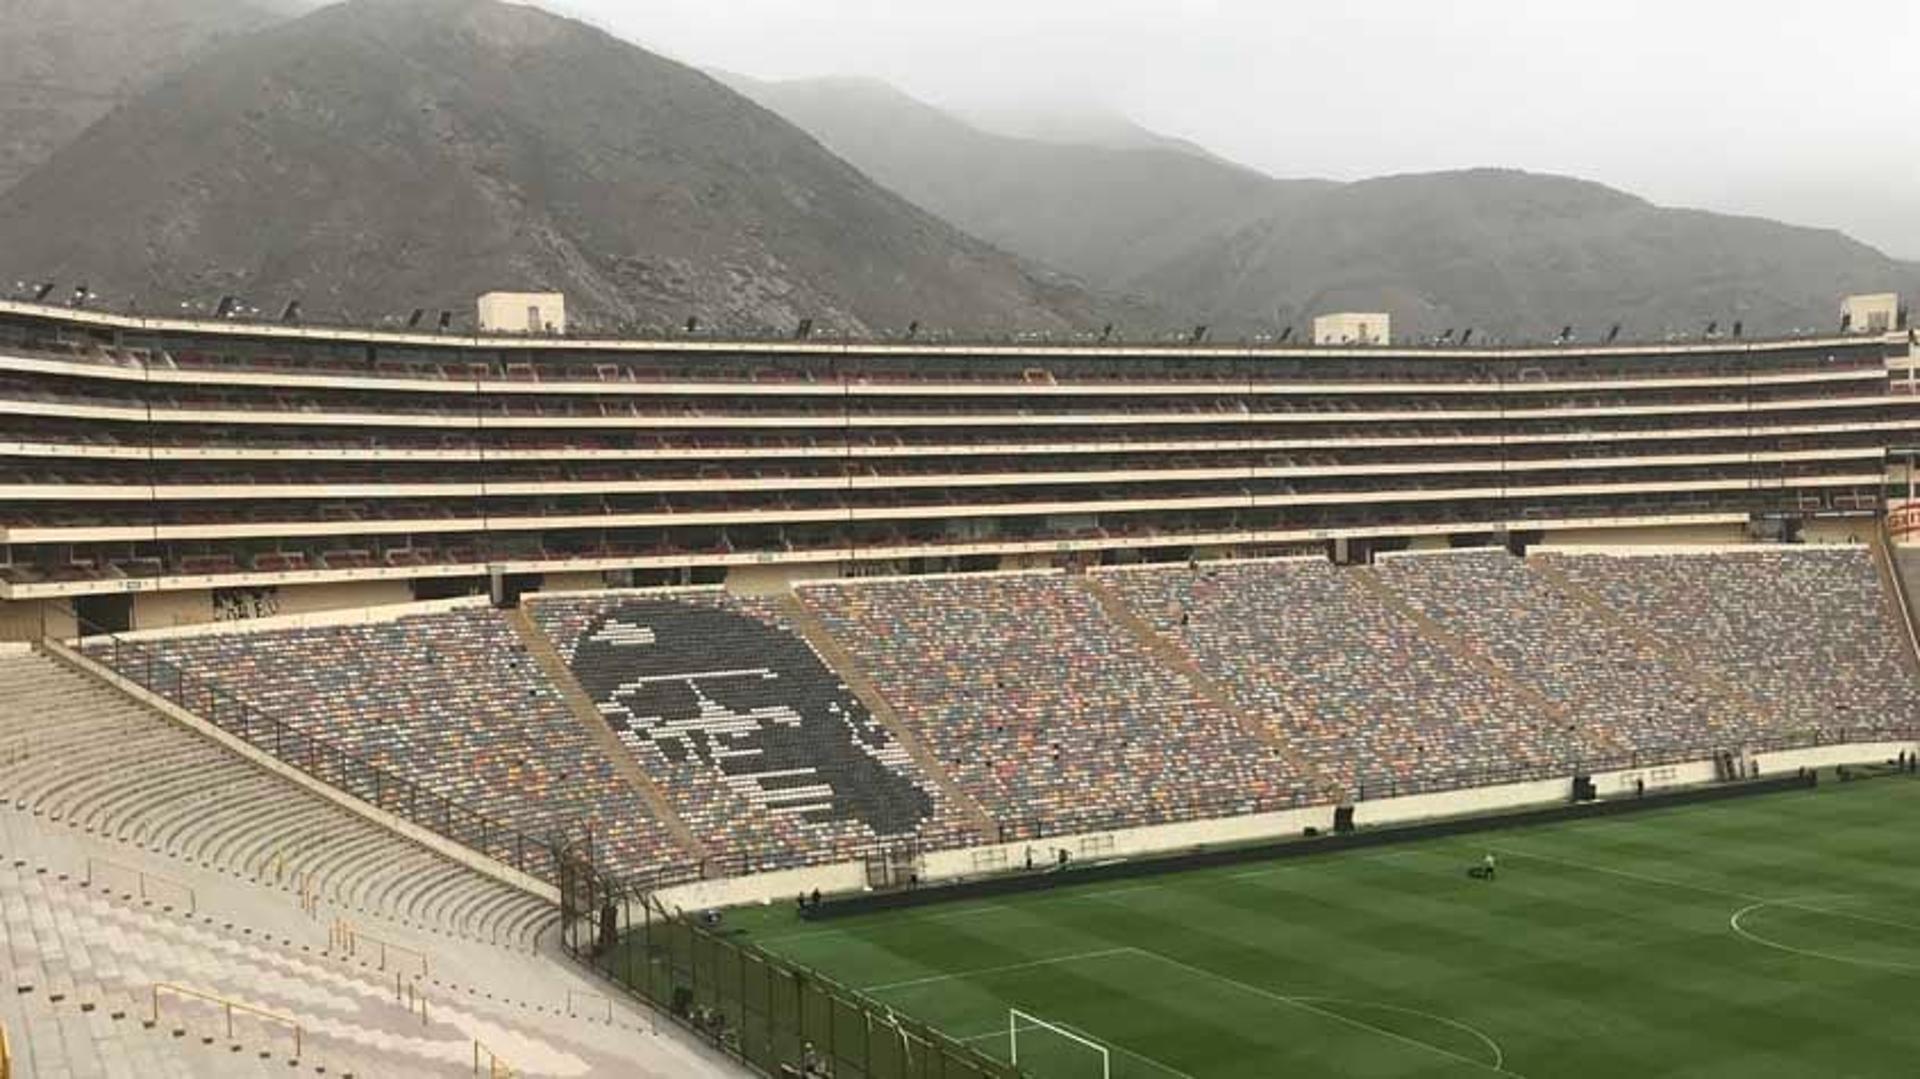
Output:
[477, 291, 566, 335]
[1842, 293, 1899, 334]
[1313, 312, 1391, 346]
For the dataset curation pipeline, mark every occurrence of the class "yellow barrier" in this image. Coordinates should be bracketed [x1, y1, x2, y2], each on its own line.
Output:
[395, 971, 430, 1027]
[331, 919, 430, 976]
[296, 871, 322, 918]
[150, 983, 302, 1060]
[474, 1038, 515, 1077]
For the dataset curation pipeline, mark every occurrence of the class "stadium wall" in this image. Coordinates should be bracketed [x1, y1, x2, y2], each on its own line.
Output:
[0, 600, 70, 642]
[1537, 523, 1754, 546]
[89, 594, 491, 644]
[127, 578, 417, 631]
[801, 774, 1828, 919]
[655, 740, 1916, 912]
[542, 572, 610, 593]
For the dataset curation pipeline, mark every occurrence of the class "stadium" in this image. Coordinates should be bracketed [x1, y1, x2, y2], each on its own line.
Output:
[2, 287, 1920, 1076]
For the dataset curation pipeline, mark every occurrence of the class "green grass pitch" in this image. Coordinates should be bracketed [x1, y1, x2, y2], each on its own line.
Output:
[728, 777, 1920, 1077]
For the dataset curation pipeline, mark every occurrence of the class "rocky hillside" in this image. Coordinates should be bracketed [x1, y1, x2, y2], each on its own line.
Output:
[727, 74, 1329, 300]
[1141, 169, 1920, 340]
[0, 0, 278, 194]
[739, 77, 1917, 339]
[0, 0, 1124, 334]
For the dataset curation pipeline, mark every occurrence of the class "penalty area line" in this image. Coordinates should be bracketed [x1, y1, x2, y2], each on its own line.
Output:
[859, 945, 1134, 993]
[1489, 843, 1920, 936]
[953, 1016, 1198, 1079]
[1127, 948, 1522, 1077]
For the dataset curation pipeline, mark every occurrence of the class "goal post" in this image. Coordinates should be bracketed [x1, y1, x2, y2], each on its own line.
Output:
[1009, 1008, 1111, 1078]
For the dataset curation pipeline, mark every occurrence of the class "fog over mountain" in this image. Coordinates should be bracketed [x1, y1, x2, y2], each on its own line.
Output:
[0, 0, 1911, 339]
[615, 0, 1920, 262]
[733, 75, 1919, 339]
[0, 0, 1129, 334]
[721, 72, 1329, 301]
[0, 0, 278, 194]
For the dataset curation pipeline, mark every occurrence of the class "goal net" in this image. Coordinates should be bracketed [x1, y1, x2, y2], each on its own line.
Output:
[1009, 1008, 1112, 1078]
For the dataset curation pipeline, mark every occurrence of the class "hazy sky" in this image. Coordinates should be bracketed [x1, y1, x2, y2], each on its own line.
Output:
[554, 0, 1920, 259]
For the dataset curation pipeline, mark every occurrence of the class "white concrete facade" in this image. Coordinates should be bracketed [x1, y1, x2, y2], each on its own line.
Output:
[654, 739, 1918, 911]
[1312, 311, 1392, 345]
[1842, 292, 1899, 334]
[477, 291, 567, 335]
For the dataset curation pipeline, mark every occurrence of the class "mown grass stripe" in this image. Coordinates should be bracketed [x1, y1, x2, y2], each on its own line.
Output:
[728, 778, 1920, 1076]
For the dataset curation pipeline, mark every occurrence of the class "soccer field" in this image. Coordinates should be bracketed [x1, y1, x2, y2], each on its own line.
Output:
[730, 777, 1920, 1078]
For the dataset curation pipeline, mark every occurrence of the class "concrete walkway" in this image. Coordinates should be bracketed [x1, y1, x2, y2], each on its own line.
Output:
[0, 652, 745, 1078]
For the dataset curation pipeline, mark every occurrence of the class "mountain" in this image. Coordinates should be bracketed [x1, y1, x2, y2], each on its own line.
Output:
[960, 101, 1226, 161]
[1140, 169, 1920, 340]
[724, 74, 1332, 300]
[734, 77, 1917, 340]
[0, 0, 1126, 335]
[0, 0, 281, 195]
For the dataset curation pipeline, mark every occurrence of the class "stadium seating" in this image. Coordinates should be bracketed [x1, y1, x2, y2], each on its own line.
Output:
[103, 609, 686, 882]
[71, 546, 1920, 879]
[0, 651, 551, 947]
[0, 659, 733, 1079]
[1544, 547, 1920, 733]
[529, 590, 970, 870]
[1102, 560, 1583, 795]
[799, 573, 1306, 837]
[1371, 550, 1752, 761]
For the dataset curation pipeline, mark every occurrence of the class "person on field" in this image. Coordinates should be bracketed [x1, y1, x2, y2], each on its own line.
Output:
[1482, 852, 1497, 880]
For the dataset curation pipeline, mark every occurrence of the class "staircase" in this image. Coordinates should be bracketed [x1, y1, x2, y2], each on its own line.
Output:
[0, 651, 754, 1077]
[1526, 559, 1785, 731]
[774, 593, 998, 841]
[2, 649, 555, 950]
[0, 829, 728, 1078]
[1347, 568, 1621, 754]
[1077, 575, 1344, 801]
[500, 607, 709, 863]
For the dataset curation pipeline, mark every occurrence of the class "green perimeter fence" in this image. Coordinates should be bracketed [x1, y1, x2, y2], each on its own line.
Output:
[561, 866, 1018, 1079]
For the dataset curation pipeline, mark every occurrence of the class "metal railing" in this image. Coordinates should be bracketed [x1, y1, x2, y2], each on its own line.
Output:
[397, 974, 430, 1028]
[83, 856, 195, 914]
[149, 983, 302, 1060]
[1343, 725, 1920, 805]
[330, 919, 429, 977]
[72, 615, 574, 886]
[559, 869, 1018, 1079]
[473, 1039, 515, 1077]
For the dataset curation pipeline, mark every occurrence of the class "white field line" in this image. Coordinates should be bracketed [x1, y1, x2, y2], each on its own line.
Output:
[869, 940, 1516, 1078]
[788, 838, 1920, 1077]
[757, 849, 1425, 947]
[1033, 1015, 1198, 1079]
[859, 946, 1134, 993]
[1485, 843, 1769, 902]
[1129, 948, 1519, 1078]
[1488, 843, 1920, 933]
[1729, 898, 1920, 973]
[954, 1015, 1199, 1079]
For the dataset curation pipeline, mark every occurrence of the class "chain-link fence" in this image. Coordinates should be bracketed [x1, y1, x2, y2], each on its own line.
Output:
[559, 863, 1016, 1079]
